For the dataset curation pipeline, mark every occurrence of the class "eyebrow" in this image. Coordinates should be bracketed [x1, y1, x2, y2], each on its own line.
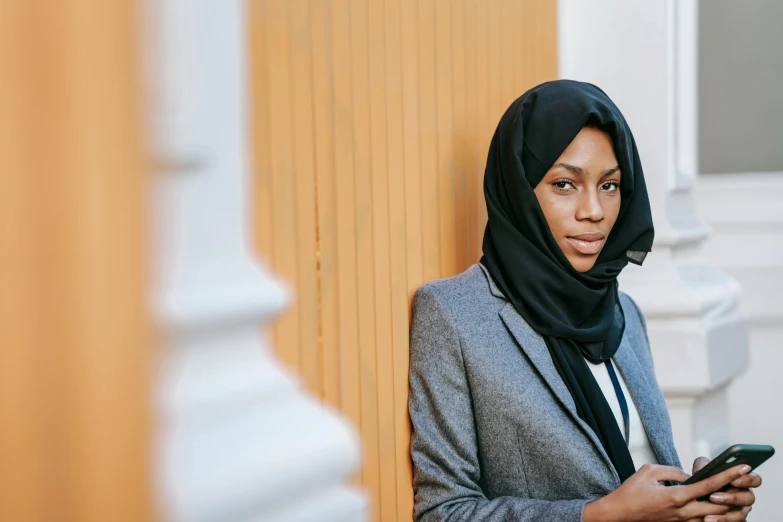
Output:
[553, 163, 620, 178]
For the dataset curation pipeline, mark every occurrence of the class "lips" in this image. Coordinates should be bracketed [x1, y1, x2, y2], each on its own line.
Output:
[565, 233, 605, 255]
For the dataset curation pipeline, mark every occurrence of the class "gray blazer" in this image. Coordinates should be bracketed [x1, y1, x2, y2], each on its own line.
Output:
[409, 264, 681, 522]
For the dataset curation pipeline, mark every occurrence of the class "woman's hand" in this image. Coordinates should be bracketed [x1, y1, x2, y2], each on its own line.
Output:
[689, 456, 761, 522]
[582, 463, 753, 522]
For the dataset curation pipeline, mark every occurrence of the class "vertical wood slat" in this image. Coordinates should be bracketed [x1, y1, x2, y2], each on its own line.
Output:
[435, 0, 456, 277]
[500, 0, 515, 108]
[331, 0, 362, 459]
[539, 0, 559, 82]
[250, 0, 273, 261]
[474, 1, 491, 260]
[520, 0, 535, 100]
[417, 0, 441, 284]
[451, 0, 469, 273]
[383, 0, 414, 517]
[464, 0, 480, 262]
[0, 4, 43, 519]
[401, 0, 423, 305]
[289, 0, 322, 394]
[265, 0, 301, 370]
[511, 0, 521, 107]
[349, 0, 381, 515]
[251, 1, 558, 519]
[367, 0, 397, 517]
[308, 0, 341, 407]
[488, 0, 502, 144]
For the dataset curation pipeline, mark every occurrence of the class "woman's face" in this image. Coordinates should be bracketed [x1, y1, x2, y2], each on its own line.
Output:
[533, 126, 621, 273]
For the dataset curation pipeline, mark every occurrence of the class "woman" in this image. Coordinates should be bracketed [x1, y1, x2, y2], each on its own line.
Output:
[408, 80, 762, 522]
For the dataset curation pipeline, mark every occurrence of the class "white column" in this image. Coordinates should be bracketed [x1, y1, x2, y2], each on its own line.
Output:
[146, 1, 367, 521]
[558, 0, 749, 468]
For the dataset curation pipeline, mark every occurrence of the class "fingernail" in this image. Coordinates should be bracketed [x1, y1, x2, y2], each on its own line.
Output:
[740, 465, 752, 474]
[731, 478, 743, 486]
[710, 493, 728, 502]
[705, 517, 718, 522]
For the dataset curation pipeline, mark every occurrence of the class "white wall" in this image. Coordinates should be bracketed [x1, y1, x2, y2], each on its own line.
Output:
[728, 326, 783, 522]
[699, 0, 783, 173]
[698, 172, 783, 522]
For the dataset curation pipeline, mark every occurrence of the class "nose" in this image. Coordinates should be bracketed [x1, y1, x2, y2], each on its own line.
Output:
[575, 187, 604, 222]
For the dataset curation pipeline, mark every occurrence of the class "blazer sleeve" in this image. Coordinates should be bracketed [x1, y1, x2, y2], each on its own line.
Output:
[409, 286, 591, 522]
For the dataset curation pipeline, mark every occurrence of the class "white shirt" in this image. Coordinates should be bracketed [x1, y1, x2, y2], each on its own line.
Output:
[586, 358, 658, 470]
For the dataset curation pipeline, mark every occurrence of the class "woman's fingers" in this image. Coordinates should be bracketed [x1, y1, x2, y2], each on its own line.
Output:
[676, 500, 730, 520]
[709, 487, 755, 507]
[730, 472, 762, 488]
[704, 505, 752, 522]
[644, 463, 691, 483]
[692, 456, 711, 473]
[682, 464, 751, 500]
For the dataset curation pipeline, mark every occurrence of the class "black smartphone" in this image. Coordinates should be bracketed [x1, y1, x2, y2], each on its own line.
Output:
[682, 444, 775, 501]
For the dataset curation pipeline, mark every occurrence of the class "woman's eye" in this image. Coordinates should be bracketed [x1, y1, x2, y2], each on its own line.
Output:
[554, 180, 574, 190]
[602, 181, 620, 191]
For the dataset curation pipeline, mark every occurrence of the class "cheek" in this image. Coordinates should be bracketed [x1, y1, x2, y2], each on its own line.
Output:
[604, 196, 622, 229]
[538, 196, 573, 237]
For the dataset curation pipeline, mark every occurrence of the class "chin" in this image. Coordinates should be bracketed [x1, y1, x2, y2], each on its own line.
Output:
[568, 257, 597, 273]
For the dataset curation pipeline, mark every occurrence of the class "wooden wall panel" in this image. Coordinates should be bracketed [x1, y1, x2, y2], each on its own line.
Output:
[250, 1, 558, 520]
[0, 1, 151, 521]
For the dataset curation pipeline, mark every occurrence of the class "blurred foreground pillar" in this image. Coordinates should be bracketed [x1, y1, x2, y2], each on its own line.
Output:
[148, 1, 366, 520]
[559, 0, 748, 468]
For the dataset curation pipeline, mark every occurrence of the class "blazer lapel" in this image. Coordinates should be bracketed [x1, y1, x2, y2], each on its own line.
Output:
[613, 338, 678, 468]
[478, 264, 679, 475]
[477, 263, 624, 480]
[497, 301, 619, 482]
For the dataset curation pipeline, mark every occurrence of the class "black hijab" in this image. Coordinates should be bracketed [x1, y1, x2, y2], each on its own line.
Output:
[480, 80, 654, 482]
